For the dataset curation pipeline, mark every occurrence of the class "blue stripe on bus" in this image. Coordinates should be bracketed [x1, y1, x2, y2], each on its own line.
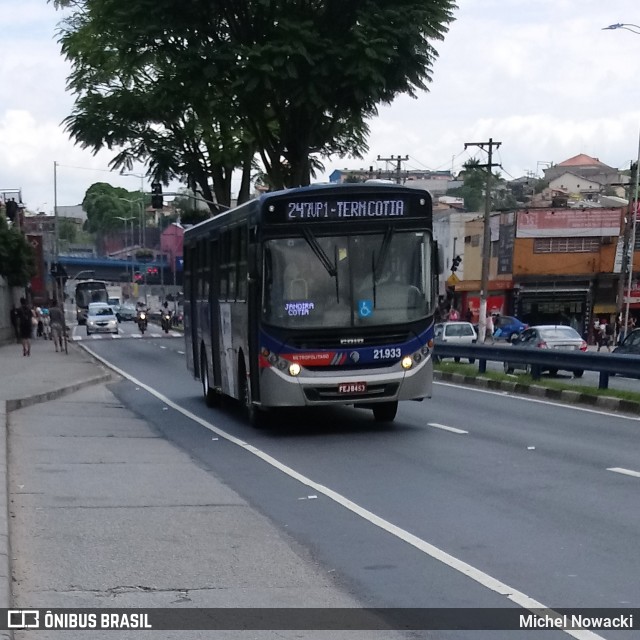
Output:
[259, 325, 433, 366]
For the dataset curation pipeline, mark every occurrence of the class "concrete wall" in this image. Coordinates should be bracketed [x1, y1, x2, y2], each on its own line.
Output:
[0, 277, 16, 344]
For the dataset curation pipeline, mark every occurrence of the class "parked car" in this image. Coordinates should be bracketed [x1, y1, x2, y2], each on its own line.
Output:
[613, 328, 640, 355]
[434, 321, 477, 364]
[114, 302, 136, 322]
[493, 315, 527, 340]
[503, 325, 587, 377]
[86, 302, 119, 335]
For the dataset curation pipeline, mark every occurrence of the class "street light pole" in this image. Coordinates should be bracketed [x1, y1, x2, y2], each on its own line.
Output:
[115, 215, 135, 281]
[624, 135, 640, 335]
[604, 22, 640, 337]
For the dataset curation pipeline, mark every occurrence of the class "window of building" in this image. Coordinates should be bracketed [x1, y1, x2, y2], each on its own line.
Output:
[533, 237, 601, 253]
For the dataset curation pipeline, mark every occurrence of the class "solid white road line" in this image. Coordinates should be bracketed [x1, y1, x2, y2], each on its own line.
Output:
[436, 381, 640, 422]
[428, 422, 468, 434]
[81, 344, 606, 640]
[607, 467, 640, 478]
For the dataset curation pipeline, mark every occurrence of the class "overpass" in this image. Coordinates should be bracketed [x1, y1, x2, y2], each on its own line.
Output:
[57, 255, 182, 285]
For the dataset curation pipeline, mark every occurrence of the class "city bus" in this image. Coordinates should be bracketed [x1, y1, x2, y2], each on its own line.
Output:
[75, 279, 108, 324]
[184, 183, 441, 425]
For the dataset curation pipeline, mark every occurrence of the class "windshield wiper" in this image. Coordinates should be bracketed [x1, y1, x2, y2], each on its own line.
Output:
[371, 226, 394, 307]
[302, 228, 340, 302]
[374, 226, 394, 283]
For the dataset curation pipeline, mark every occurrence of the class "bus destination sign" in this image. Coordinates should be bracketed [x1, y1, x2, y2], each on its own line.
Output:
[266, 196, 427, 223]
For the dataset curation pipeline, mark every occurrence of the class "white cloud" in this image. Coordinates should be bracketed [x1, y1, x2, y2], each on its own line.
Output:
[2, 0, 640, 209]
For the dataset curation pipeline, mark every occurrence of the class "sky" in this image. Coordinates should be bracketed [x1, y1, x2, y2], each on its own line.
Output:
[1, 0, 640, 212]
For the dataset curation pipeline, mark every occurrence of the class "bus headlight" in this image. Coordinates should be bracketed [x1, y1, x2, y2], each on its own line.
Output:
[289, 363, 301, 376]
[401, 356, 413, 370]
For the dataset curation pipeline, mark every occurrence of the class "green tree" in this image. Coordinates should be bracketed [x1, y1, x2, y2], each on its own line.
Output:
[58, 218, 78, 244]
[53, 0, 456, 195]
[447, 159, 506, 212]
[0, 215, 36, 287]
[82, 182, 143, 235]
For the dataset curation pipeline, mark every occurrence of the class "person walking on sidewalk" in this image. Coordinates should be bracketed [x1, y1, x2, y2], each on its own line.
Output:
[17, 297, 35, 356]
[48, 298, 65, 353]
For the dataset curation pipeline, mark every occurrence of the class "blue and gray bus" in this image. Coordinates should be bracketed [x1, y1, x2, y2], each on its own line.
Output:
[184, 183, 441, 425]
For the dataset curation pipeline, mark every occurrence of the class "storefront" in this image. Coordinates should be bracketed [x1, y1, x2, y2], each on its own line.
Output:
[514, 279, 593, 339]
[454, 280, 514, 324]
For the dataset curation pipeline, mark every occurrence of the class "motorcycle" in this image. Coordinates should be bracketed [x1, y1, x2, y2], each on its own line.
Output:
[137, 310, 148, 334]
[161, 310, 172, 334]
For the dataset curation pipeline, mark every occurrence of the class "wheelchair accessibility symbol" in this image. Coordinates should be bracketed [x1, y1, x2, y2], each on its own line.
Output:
[358, 299, 373, 318]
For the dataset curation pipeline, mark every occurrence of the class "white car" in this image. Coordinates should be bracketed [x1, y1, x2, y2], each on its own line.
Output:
[86, 302, 119, 335]
[434, 321, 477, 363]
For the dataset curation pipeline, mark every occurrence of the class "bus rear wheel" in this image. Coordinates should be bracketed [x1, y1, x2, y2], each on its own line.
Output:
[201, 351, 218, 408]
[372, 401, 398, 423]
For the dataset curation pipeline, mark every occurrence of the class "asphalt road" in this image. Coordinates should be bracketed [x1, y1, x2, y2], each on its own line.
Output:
[81, 335, 640, 639]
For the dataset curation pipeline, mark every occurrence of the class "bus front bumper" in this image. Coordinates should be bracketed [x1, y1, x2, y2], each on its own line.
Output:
[258, 357, 432, 408]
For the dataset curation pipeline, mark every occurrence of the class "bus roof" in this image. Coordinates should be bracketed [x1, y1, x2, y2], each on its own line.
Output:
[184, 183, 432, 240]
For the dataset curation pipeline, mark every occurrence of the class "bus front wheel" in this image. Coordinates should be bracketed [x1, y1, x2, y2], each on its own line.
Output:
[240, 367, 268, 427]
[372, 401, 398, 423]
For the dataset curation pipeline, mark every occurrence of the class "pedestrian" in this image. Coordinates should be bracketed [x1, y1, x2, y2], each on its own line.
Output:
[35, 306, 44, 338]
[464, 306, 473, 323]
[48, 298, 65, 353]
[485, 313, 494, 343]
[448, 307, 460, 321]
[17, 297, 35, 357]
[596, 321, 610, 353]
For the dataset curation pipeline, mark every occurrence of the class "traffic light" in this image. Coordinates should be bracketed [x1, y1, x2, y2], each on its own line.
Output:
[151, 182, 163, 209]
[451, 255, 462, 272]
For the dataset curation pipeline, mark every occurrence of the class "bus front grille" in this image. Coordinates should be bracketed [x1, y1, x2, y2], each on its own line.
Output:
[288, 331, 412, 350]
[303, 383, 399, 402]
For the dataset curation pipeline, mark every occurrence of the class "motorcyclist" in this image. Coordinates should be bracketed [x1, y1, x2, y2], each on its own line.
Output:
[136, 302, 148, 333]
[161, 301, 172, 333]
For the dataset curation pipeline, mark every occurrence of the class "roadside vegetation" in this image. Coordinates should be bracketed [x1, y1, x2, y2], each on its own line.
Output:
[435, 361, 640, 404]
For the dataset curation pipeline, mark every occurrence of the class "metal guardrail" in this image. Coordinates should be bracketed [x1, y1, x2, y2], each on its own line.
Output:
[432, 343, 640, 389]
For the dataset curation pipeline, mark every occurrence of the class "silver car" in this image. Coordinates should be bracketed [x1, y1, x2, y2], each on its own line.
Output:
[86, 302, 119, 335]
[504, 325, 587, 377]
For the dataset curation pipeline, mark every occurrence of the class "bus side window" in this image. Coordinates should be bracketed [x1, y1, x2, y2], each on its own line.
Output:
[237, 227, 248, 301]
[228, 227, 239, 301]
[219, 231, 230, 300]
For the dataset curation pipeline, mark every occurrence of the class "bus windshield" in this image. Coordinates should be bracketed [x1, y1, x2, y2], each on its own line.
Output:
[263, 231, 434, 329]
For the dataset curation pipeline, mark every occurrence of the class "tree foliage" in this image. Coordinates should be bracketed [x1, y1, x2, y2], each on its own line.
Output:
[0, 215, 36, 287]
[52, 0, 456, 198]
[447, 159, 507, 212]
[82, 182, 144, 235]
[58, 218, 78, 243]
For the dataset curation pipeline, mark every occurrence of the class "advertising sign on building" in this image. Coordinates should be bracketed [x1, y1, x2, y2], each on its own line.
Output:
[516, 208, 622, 238]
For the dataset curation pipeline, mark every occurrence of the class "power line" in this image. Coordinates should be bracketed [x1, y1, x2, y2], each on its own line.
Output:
[376, 154, 409, 184]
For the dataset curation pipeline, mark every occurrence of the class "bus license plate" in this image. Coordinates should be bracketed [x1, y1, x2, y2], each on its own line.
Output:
[338, 382, 367, 394]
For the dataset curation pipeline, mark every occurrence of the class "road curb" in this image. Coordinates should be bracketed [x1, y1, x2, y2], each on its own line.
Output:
[434, 371, 640, 415]
[0, 402, 13, 640]
[4, 372, 114, 413]
[2, 359, 115, 626]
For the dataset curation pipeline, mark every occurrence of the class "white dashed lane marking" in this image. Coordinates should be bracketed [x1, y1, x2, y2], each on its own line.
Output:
[607, 467, 640, 478]
[428, 422, 469, 435]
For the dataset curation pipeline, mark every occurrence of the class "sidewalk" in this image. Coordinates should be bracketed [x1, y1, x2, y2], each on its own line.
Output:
[0, 339, 396, 639]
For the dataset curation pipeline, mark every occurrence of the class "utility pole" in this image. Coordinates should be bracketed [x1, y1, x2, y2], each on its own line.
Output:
[377, 154, 409, 184]
[464, 138, 501, 342]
